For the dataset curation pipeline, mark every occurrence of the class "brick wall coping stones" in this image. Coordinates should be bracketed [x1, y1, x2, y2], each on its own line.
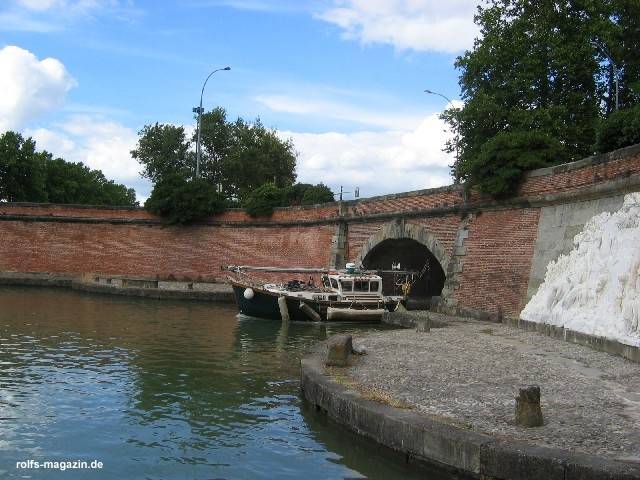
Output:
[526, 143, 640, 178]
[2, 172, 639, 228]
[300, 345, 640, 480]
[1, 143, 639, 227]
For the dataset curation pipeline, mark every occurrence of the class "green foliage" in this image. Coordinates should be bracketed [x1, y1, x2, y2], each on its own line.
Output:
[242, 182, 283, 217]
[282, 182, 334, 205]
[130, 123, 192, 182]
[45, 158, 137, 205]
[144, 173, 225, 225]
[300, 183, 334, 205]
[0, 131, 137, 206]
[243, 182, 335, 217]
[132, 107, 297, 201]
[468, 131, 567, 198]
[0, 131, 48, 202]
[202, 108, 297, 199]
[596, 104, 640, 153]
[444, 0, 640, 196]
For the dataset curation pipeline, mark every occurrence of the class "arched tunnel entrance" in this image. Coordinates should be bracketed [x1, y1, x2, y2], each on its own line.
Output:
[361, 238, 446, 305]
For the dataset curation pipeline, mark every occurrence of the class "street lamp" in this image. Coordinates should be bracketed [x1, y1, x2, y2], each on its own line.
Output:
[193, 66, 231, 178]
[590, 41, 619, 111]
[424, 89, 454, 108]
[424, 89, 460, 179]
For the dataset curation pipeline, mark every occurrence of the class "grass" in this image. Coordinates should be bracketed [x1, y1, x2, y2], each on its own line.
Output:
[325, 365, 413, 410]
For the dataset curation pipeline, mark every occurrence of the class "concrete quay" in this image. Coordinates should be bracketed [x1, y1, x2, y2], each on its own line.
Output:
[0, 271, 235, 302]
[300, 316, 640, 479]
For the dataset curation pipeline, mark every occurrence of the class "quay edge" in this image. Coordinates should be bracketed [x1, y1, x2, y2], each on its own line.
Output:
[300, 347, 640, 480]
[0, 272, 235, 303]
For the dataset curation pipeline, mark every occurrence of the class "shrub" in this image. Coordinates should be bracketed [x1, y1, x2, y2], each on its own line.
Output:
[243, 182, 336, 216]
[300, 183, 334, 205]
[468, 131, 568, 198]
[145, 174, 225, 224]
[243, 182, 284, 217]
[596, 104, 640, 153]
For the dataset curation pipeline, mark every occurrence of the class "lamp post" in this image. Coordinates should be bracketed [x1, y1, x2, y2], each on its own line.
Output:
[424, 89, 454, 109]
[424, 89, 460, 179]
[193, 66, 231, 179]
[591, 41, 619, 111]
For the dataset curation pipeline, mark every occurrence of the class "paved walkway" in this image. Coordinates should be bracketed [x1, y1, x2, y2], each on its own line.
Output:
[347, 318, 640, 461]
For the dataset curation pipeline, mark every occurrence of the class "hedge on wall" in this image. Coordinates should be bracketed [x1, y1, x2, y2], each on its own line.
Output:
[145, 173, 225, 225]
[596, 104, 640, 154]
[467, 131, 568, 198]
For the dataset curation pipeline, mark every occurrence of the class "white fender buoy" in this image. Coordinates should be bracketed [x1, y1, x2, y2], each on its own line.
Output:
[244, 288, 254, 300]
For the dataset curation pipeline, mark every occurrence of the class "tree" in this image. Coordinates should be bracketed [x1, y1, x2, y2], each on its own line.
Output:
[0, 131, 137, 206]
[131, 107, 297, 201]
[201, 108, 297, 199]
[444, 0, 640, 197]
[0, 131, 48, 202]
[130, 123, 192, 182]
[145, 173, 225, 225]
[45, 158, 137, 205]
[596, 104, 640, 153]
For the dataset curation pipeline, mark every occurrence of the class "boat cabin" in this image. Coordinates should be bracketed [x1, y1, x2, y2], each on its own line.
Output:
[320, 271, 383, 302]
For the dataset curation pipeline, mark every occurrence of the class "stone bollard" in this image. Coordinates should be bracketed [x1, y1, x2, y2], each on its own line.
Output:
[325, 334, 353, 367]
[416, 318, 431, 333]
[515, 385, 543, 427]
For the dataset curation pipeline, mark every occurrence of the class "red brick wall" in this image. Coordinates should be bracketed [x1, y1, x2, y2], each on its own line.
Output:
[1, 145, 639, 318]
[453, 208, 541, 316]
[0, 220, 334, 283]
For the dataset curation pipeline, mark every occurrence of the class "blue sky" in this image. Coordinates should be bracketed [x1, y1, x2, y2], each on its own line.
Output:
[0, 0, 480, 201]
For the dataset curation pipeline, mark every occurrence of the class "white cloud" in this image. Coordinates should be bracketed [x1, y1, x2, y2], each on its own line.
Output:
[1, 0, 143, 32]
[0, 44, 149, 201]
[13, 0, 128, 14]
[316, 0, 479, 53]
[187, 0, 306, 12]
[0, 45, 76, 132]
[282, 112, 455, 198]
[27, 115, 140, 182]
[255, 94, 423, 130]
[16, 0, 63, 10]
[26, 115, 152, 201]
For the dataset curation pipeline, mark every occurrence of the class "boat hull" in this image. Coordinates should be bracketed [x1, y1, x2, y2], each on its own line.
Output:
[231, 282, 385, 322]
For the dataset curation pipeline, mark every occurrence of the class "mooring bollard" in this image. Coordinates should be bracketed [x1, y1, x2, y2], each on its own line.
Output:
[515, 385, 543, 427]
[416, 318, 431, 333]
[325, 334, 353, 367]
[277, 296, 290, 322]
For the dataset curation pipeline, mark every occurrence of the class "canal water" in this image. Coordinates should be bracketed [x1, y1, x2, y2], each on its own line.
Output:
[0, 287, 448, 479]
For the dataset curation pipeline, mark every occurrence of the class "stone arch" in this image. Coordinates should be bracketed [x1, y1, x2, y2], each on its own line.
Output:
[354, 221, 451, 273]
[353, 221, 454, 308]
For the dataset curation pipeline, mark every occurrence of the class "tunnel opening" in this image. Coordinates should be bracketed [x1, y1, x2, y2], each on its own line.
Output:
[361, 238, 446, 306]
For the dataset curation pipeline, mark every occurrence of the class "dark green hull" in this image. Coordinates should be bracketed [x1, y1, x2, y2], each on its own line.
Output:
[231, 282, 387, 322]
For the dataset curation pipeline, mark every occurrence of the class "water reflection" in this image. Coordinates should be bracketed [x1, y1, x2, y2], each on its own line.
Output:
[0, 287, 442, 479]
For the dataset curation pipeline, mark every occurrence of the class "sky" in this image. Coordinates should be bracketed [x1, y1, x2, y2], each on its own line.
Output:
[0, 0, 480, 202]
